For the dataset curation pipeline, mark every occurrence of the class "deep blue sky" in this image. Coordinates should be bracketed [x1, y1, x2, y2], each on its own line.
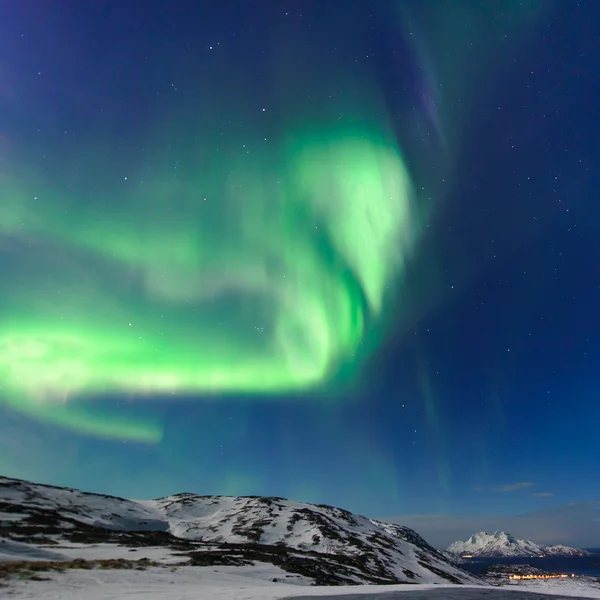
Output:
[1, 1, 599, 547]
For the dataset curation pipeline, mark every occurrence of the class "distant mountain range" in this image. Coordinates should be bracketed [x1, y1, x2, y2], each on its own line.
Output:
[447, 530, 593, 558]
[0, 475, 482, 586]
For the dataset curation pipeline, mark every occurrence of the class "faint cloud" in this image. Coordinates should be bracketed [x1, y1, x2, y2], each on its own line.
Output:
[494, 482, 534, 492]
[529, 492, 555, 498]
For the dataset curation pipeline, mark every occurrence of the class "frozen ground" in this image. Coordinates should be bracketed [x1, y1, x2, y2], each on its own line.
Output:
[4, 565, 600, 600]
[2, 476, 600, 599]
[288, 592, 600, 600]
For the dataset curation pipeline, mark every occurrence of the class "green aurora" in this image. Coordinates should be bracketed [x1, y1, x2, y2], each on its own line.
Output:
[1, 121, 417, 441]
[0, 0, 549, 444]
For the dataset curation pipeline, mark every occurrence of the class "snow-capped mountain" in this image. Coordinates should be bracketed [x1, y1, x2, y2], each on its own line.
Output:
[0, 475, 481, 586]
[447, 531, 592, 558]
[541, 544, 593, 557]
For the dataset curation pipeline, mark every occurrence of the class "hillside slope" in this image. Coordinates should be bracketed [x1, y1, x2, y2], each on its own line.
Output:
[0, 475, 481, 586]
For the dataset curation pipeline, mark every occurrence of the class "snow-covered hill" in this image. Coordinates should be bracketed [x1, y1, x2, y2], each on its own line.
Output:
[0, 475, 481, 586]
[447, 530, 592, 557]
[542, 543, 593, 557]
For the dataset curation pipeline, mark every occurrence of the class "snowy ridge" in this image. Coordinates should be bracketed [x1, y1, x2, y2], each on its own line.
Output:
[0, 475, 481, 586]
[0, 475, 169, 532]
[447, 531, 592, 557]
[543, 544, 594, 557]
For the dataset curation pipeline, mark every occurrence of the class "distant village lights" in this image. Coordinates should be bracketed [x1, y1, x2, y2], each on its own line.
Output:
[509, 574, 576, 580]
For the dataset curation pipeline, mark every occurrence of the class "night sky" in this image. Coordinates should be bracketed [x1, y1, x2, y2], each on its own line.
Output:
[1, 1, 599, 547]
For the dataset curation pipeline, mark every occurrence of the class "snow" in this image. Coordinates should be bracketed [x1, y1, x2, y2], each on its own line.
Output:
[3, 476, 600, 599]
[544, 545, 593, 557]
[1, 477, 169, 532]
[0, 476, 481, 585]
[144, 494, 480, 584]
[30, 541, 184, 564]
[447, 531, 591, 558]
[506, 577, 600, 598]
[4, 566, 600, 600]
[0, 537, 68, 562]
[0, 511, 24, 521]
[157, 494, 480, 583]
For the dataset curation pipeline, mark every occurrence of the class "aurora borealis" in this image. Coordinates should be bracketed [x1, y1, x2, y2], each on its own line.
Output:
[2, 0, 600, 534]
[2, 121, 415, 441]
[0, 0, 437, 445]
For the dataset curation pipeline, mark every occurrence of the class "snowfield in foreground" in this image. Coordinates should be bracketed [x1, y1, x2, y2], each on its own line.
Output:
[4, 564, 600, 600]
